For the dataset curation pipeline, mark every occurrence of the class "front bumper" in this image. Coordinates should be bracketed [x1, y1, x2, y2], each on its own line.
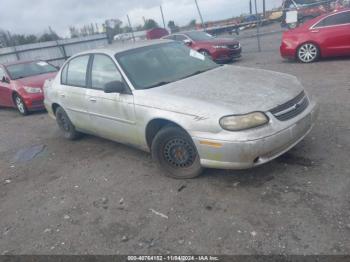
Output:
[22, 93, 45, 111]
[192, 101, 318, 169]
[213, 48, 242, 63]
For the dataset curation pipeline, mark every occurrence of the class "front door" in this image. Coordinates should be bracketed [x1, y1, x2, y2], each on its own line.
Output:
[59, 55, 92, 132]
[87, 54, 137, 145]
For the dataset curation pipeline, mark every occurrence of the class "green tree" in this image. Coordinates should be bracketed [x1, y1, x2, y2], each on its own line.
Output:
[143, 19, 159, 30]
[188, 19, 197, 27]
[167, 20, 179, 33]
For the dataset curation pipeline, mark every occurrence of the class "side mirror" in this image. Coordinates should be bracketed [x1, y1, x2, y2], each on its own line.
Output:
[1, 76, 10, 84]
[183, 39, 192, 46]
[103, 80, 125, 93]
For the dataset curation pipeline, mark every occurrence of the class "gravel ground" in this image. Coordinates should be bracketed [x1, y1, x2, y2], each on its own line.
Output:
[0, 31, 350, 255]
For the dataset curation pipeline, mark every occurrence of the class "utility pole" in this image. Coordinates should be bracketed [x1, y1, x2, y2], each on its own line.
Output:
[249, 0, 253, 15]
[254, 0, 261, 52]
[194, 0, 205, 30]
[160, 5, 166, 29]
[127, 14, 135, 43]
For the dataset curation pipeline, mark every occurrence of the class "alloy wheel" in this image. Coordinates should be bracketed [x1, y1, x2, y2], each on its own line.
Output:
[298, 43, 318, 63]
[15, 96, 25, 114]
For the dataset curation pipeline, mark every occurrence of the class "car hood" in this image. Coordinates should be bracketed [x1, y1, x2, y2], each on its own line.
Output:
[135, 65, 304, 118]
[15, 72, 57, 88]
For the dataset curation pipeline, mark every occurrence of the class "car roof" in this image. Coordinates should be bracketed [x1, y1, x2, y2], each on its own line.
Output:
[315, 7, 350, 21]
[1, 60, 42, 67]
[299, 8, 350, 28]
[76, 39, 174, 57]
[166, 30, 206, 36]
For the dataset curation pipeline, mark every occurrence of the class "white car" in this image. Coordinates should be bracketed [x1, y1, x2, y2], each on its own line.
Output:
[44, 40, 318, 179]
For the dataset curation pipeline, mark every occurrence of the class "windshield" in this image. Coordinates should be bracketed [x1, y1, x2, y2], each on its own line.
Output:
[185, 31, 215, 41]
[115, 42, 219, 90]
[6, 61, 57, 80]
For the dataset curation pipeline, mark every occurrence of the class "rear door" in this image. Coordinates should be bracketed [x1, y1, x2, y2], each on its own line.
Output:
[86, 54, 137, 145]
[0, 67, 12, 107]
[59, 55, 92, 132]
[313, 10, 350, 56]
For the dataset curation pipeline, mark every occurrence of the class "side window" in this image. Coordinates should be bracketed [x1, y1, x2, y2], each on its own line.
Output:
[163, 35, 175, 40]
[175, 35, 187, 41]
[66, 55, 90, 87]
[61, 63, 68, 85]
[316, 12, 350, 27]
[91, 54, 122, 90]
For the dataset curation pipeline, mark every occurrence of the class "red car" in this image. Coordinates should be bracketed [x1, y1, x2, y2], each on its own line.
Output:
[280, 8, 350, 63]
[163, 31, 242, 63]
[0, 60, 58, 115]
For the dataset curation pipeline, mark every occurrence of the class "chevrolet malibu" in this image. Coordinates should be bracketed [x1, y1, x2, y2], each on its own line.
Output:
[44, 40, 318, 179]
[0, 60, 58, 115]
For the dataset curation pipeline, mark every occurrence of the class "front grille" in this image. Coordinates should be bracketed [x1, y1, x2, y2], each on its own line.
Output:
[270, 91, 309, 121]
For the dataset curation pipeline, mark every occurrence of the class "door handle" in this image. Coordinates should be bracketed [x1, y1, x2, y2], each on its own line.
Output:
[311, 30, 319, 33]
[59, 93, 65, 98]
[89, 98, 97, 102]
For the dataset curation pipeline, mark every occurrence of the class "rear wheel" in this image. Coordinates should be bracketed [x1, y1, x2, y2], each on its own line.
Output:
[14, 94, 29, 115]
[55, 107, 81, 140]
[297, 43, 319, 63]
[151, 126, 203, 179]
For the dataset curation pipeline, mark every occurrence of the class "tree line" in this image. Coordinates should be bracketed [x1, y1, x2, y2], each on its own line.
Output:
[0, 17, 197, 48]
[0, 29, 60, 48]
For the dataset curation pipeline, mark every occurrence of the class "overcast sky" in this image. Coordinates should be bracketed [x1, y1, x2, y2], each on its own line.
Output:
[0, 0, 282, 37]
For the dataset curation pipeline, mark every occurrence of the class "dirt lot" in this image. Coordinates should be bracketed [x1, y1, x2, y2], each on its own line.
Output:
[1, 31, 350, 255]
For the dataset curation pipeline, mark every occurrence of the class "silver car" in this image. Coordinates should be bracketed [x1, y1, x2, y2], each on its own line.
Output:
[44, 40, 318, 179]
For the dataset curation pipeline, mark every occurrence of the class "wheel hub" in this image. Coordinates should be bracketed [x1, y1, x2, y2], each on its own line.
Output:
[16, 97, 24, 113]
[299, 44, 317, 62]
[57, 113, 70, 131]
[164, 138, 195, 168]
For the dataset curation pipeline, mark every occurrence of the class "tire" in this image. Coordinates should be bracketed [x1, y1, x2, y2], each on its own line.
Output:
[151, 126, 203, 179]
[14, 94, 29, 116]
[297, 43, 319, 63]
[55, 107, 81, 140]
[199, 50, 212, 59]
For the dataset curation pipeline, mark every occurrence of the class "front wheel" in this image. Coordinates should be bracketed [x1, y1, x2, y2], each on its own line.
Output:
[151, 126, 203, 179]
[199, 50, 212, 59]
[14, 94, 29, 116]
[297, 43, 319, 63]
[55, 107, 81, 140]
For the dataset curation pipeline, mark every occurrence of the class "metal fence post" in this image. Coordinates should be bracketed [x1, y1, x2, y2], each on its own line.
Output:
[254, 0, 262, 52]
[127, 15, 135, 43]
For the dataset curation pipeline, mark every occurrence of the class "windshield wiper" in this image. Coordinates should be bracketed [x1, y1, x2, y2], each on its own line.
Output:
[144, 81, 171, 89]
[180, 68, 213, 81]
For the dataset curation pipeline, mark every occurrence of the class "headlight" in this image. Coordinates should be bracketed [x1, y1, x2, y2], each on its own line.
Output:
[23, 86, 42, 94]
[213, 45, 228, 49]
[219, 112, 269, 131]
